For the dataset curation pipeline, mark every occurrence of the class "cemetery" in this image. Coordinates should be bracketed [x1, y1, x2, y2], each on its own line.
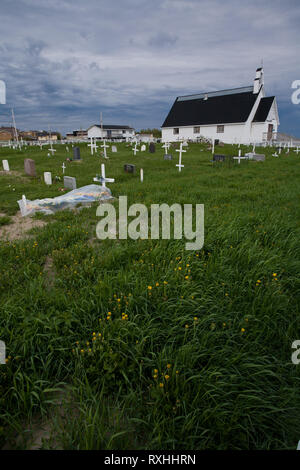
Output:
[0, 139, 300, 450]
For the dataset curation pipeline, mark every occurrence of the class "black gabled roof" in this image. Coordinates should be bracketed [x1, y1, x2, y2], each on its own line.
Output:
[161, 86, 259, 128]
[253, 96, 275, 122]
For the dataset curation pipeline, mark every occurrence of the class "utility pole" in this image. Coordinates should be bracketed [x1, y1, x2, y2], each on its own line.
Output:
[11, 108, 20, 149]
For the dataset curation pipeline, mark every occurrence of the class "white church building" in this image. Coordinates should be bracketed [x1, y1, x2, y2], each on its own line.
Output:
[161, 68, 279, 144]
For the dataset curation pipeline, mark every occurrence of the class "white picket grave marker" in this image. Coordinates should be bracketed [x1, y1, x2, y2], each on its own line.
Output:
[62, 162, 66, 174]
[176, 142, 186, 172]
[2, 160, 9, 171]
[93, 163, 115, 188]
[101, 139, 109, 159]
[162, 142, 170, 154]
[140, 168, 144, 182]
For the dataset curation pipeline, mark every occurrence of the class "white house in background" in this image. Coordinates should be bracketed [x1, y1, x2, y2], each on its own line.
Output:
[161, 68, 279, 144]
[87, 124, 135, 141]
[136, 133, 155, 143]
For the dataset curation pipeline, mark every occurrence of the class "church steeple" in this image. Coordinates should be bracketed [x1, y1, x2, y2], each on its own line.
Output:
[253, 66, 264, 94]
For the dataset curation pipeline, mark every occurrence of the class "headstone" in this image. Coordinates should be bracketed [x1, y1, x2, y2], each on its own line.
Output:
[2, 160, 9, 171]
[64, 176, 77, 190]
[219, 142, 225, 147]
[124, 164, 136, 174]
[149, 142, 156, 153]
[164, 154, 173, 160]
[44, 172, 52, 185]
[214, 139, 219, 145]
[24, 158, 36, 176]
[182, 142, 188, 147]
[252, 154, 265, 161]
[112, 145, 117, 153]
[73, 147, 81, 160]
[141, 145, 146, 151]
[213, 154, 225, 162]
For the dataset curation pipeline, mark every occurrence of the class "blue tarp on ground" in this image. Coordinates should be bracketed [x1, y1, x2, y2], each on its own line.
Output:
[18, 184, 113, 216]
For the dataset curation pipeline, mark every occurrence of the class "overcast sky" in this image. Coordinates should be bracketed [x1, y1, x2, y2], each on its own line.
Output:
[0, 0, 299, 135]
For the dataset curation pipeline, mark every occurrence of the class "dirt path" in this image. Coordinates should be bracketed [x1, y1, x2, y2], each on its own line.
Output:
[0, 212, 47, 241]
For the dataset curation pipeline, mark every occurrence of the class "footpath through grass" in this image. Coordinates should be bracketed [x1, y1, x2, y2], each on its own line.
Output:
[0, 142, 300, 449]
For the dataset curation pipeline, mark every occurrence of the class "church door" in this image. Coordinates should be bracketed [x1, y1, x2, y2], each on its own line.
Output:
[267, 124, 273, 141]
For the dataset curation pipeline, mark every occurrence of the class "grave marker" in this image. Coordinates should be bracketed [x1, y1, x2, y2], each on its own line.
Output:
[2, 160, 9, 171]
[88, 137, 98, 155]
[101, 140, 109, 159]
[140, 168, 143, 182]
[73, 147, 81, 160]
[124, 164, 136, 174]
[176, 142, 186, 172]
[64, 176, 77, 190]
[164, 154, 173, 160]
[62, 162, 66, 174]
[149, 142, 156, 153]
[93, 163, 115, 188]
[24, 158, 36, 176]
[162, 142, 170, 154]
[44, 172, 52, 185]
[111, 145, 117, 153]
[141, 144, 146, 151]
[213, 154, 226, 162]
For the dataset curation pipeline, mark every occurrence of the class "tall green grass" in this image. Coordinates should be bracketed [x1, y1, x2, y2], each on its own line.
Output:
[0, 142, 300, 449]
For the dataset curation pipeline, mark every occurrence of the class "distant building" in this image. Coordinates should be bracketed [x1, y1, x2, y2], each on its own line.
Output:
[87, 125, 135, 141]
[136, 133, 154, 143]
[66, 129, 88, 141]
[161, 67, 279, 144]
[37, 131, 59, 142]
[0, 127, 15, 141]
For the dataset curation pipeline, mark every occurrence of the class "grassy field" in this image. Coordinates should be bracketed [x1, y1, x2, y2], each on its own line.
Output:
[0, 141, 300, 450]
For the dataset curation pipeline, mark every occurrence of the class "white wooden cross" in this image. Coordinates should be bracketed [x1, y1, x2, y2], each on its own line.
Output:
[48, 141, 56, 155]
[176, 142, 186, 172]
[62, 162, 66, 174]
[252, 143, 256, 153]
[162, 142, 170, 154]
[140, 168, 143, 182]
[93, 163, 115, 188]
[101, 139, 109, 159]
[295, 147, 299, 154]
[133, 143, 139, 156]
[272, 152, 279, 157]
[88, 137, 98, 155]
[211, 139, 215, 154]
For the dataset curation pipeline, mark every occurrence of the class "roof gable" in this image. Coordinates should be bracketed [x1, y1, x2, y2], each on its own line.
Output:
[253, 97, 275, 122]
[162, 87, 259, 128]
